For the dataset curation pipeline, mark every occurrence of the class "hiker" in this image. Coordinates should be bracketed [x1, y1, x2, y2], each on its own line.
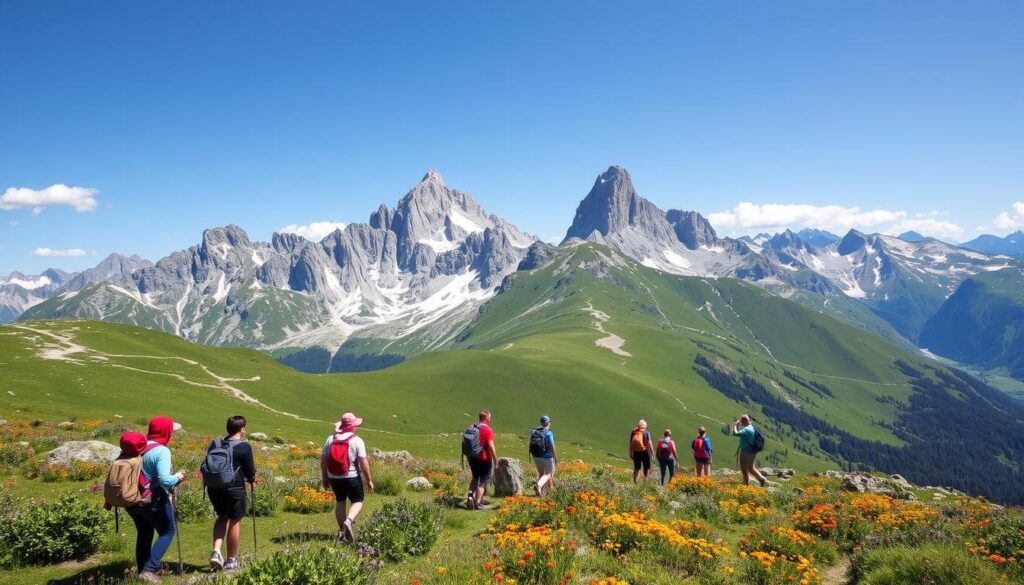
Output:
[206, 415, 257, 572]
[732, 414, 767, 487]
[655, 429, 677, 486]
[692, 426, 713, 477]
[125, 416, 186, 583]
[629, 419, 654, 483]
[320, 412, 374, 543]
[464, 409, 497, 510]
[529, 415, 557, 497]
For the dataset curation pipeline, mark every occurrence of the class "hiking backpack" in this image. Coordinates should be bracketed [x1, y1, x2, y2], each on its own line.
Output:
[326, 433, 354, 476]
[657, 439, 672, 460]
[529, 428, 548, 457]
[462, 424, 484, 460]
[630, 429, 646, 453]
[752, 429, 766, 453]
[201, 439, 239, 488]
[692, 436, 709, 459]
[104, 456, 145, 507]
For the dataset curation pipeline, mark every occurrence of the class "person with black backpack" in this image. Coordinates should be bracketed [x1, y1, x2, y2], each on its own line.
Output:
[462, 409, 497, 510]
[655, 429, 677, 486]
[731, 414, 767, 487]
[529, 415, 557, 497]
[204, 415, 257, 572]
[320, 412, 374, 543]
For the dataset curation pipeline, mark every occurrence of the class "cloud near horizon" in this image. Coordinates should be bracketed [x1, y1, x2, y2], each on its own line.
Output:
[0, 185, 99, 214]
[31, 247, 89, 257]
[708, 202, 965, 241]
[278, 221, 347, 242]
[991, 202, 1024, 232]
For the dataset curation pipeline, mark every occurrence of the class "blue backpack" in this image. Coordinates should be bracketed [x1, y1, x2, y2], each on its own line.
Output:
[200, 439, 238, 488]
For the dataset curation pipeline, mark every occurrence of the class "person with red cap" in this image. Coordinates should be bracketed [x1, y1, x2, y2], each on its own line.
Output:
[124, 416, 187, 583]
[320, 412, 374, 543]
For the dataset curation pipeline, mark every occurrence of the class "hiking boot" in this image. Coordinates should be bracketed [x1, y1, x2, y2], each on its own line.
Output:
[532, 480, 540, 497]
[223, 558, 240, 572]
[210, 550, 224, 572]
[466, 493, 475, 510]
[474, 502, 489, 510]
[758, 477, 767, 488]
[138, 571, 160, 583]
[342, 518, 356, 543]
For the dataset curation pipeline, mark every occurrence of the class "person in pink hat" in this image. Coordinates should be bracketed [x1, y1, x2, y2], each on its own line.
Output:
[320, 412, 375, 543]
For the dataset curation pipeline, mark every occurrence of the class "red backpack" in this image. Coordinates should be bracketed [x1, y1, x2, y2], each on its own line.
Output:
[327, 433, 354, 475]
[692, 436, 709, 459]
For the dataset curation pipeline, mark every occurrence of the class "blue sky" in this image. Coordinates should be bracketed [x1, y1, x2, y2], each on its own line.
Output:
[2, 1, 1022, 273]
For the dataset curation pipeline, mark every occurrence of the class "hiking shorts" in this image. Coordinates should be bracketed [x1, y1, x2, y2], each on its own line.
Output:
[208, 485, 247, 520]
[694, 457, 711, 465]
[533, 456, 555, 476]
[632, 451, 651, 473]
[329, 476, 365, 504]
[468, 457, 493, 487]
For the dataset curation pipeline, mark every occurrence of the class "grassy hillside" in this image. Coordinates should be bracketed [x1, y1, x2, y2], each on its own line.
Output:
[5, 243, 1024, 503]
[920, 267, 1024, 380]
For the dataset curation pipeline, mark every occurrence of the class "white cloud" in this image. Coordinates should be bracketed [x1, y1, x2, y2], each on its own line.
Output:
[31, 247, 88, 257]
[992, 202, 1024, 232]
[708, 202, 907, 235]
[279, 221, 347, 242]
[1, 185, 98, 213]
[887, 218, 964, 241]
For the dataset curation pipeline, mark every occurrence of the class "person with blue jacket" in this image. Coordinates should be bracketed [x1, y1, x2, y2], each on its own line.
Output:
[732, 414, 767, 487]
[125, 416, 186, 583]
[691, 426, 713, 477]
[531, 415, 557, 497]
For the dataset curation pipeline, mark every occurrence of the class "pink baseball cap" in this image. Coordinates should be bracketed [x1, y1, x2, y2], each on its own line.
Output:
[336, 412, 363, 432]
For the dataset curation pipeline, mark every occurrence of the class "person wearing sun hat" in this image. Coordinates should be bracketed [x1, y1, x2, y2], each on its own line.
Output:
[320, 412, 374, 544]
[530, 415, 557, 497]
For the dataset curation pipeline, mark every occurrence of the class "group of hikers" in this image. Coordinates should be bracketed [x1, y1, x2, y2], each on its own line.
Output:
[104, 410, 765, 580]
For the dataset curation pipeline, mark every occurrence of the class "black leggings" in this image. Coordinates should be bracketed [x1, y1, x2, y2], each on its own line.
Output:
[658, 458, 676, 486]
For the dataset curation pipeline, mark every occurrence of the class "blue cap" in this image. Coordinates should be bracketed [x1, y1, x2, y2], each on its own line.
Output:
[540, 415, 550, 425]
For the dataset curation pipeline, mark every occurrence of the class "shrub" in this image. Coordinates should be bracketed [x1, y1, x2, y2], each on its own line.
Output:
[90, 422, 133, 438]
[38, 461, 106, 482]
[851, 543, 1004, 585]
[0, 494, 108, 565]
[739, 524, 837, 565]
[373, 467, 404, 497]
[485, 525, 575, 584]
[221, 546, 379, 585]
[283, 486, 334, 514]
[490, 494, 560, 532]
[0, 443, 34, 466]
[358, 498, 444, 562]
[173, 481, 215, 523]
[249, 483, 284, 517]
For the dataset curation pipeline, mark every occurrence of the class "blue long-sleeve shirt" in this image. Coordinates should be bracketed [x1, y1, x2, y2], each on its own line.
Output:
[142, 444, 180, 492]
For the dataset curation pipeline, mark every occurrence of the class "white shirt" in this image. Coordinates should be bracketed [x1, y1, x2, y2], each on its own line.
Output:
[321, 432, 367, 479]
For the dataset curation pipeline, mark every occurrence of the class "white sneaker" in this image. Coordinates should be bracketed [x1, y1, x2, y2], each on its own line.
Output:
[224, 558, 240, 571]
[210, 550, 224, 572]
[342, 518, 356, 543]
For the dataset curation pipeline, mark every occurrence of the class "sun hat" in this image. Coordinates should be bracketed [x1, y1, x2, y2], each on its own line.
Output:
[638, 419, 647, 429]
[336, 412, 363, 432]
[540, 415, 550, 425]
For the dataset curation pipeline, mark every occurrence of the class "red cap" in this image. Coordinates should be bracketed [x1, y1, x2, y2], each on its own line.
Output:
[147, 416, 175, 446]
[119, 431, 148, 457]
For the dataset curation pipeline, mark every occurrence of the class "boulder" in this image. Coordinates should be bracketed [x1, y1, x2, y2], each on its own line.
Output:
[406, 476, 432, 492]
[372, 449, 413, 463]
[47, 440, 120, 466]
[493, 457, 525, 496]
[760, 467, 796, 480]
[58, 421, 75, 430]
[249, 432, 268, 441]
[711, 467, 739, 477]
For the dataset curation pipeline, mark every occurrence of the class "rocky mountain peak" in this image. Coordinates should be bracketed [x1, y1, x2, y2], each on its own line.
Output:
[564, 165, 659, 241]
[666, 209, 719, 250]
[838, 229, 870, 256]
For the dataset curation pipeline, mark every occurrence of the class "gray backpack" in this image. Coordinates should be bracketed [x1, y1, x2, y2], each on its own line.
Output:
[200, 439, 238, 488]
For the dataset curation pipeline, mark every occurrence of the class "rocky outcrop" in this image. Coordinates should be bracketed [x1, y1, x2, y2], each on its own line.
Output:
[493, 457, 525, 496]
[47, 440, 120, 466]
[406, 476, 432, 491]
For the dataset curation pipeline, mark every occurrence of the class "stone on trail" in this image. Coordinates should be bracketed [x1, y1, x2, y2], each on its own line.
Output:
[372, 449, 412, 463]
[493, 457, 524, 496]
[47, 440, 120, 466]
[406, 476, 432, 491]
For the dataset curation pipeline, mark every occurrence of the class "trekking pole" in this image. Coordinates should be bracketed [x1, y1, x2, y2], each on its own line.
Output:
[250, 482, 258, 554]
[170, 492, 184, 575]
[114, 507, 120, 534]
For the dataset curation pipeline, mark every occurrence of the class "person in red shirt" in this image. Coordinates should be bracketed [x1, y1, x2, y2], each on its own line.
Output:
[466, 409, 497, 510]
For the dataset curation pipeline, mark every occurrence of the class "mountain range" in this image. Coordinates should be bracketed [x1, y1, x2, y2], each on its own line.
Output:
[10, 165, 1024, 383]
[961, 230, 1024, 258]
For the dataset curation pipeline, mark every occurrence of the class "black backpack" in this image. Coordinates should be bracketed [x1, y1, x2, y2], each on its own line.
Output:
[200, 439, 238, 488]
[528, 428, 548, 457]
[752, 429, 766, 453]
[462, 424, 483, 460]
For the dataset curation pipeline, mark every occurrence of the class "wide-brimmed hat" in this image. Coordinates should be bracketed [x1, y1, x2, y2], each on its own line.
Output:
[336, 412, 363, 432]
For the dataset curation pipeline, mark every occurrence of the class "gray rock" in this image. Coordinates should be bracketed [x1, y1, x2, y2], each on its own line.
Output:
[406, 476, 432, 491]
[58, 421, 75, 430]
[0, 419, 7, 426]
[493, 457, 525, 497]
[371, 449, 412, 463]
[760, 467, 796, 480]
[47, 440, 120, 466]
[249, 432, 268, 441]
